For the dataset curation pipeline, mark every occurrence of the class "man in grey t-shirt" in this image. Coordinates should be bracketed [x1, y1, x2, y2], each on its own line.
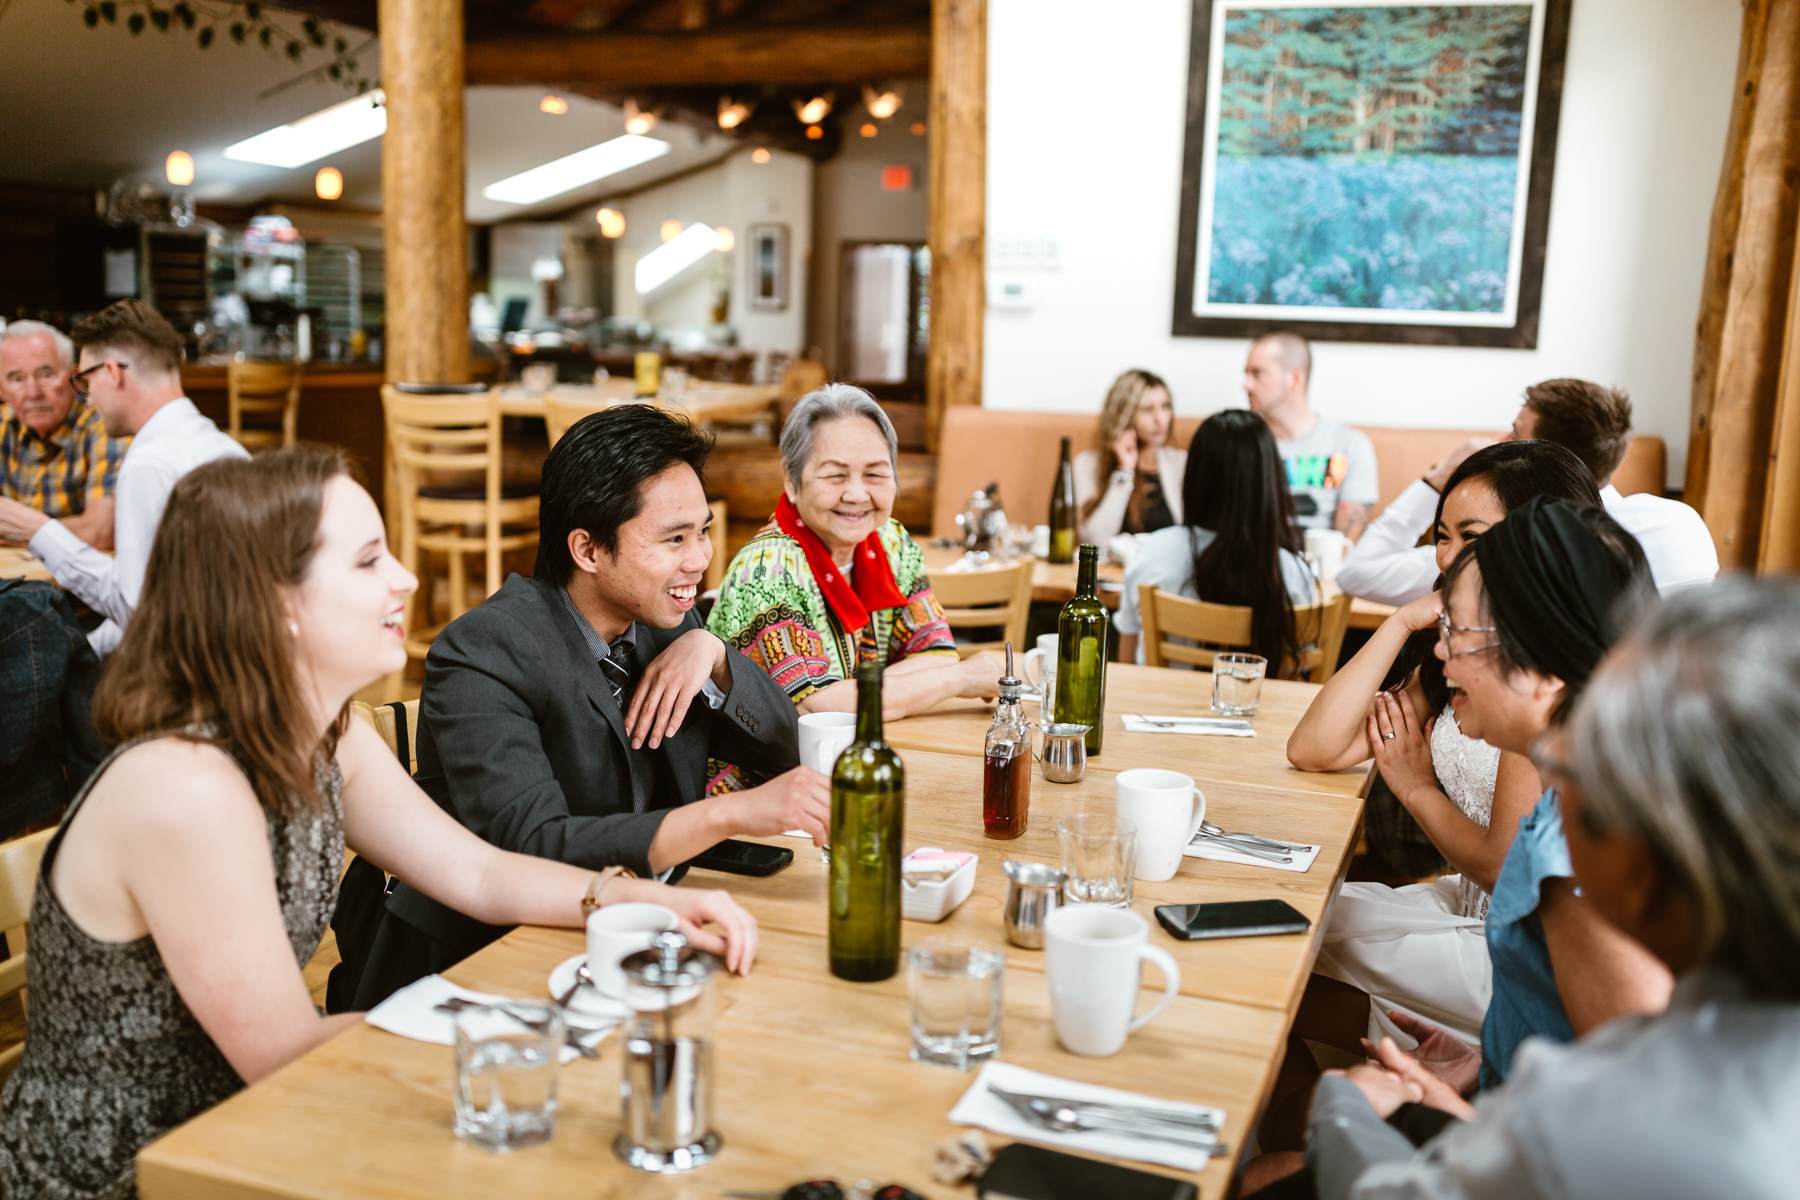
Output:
[1242, 331, 1379, 536]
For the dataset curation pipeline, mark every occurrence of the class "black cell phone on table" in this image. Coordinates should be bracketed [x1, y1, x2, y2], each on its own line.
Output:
[688, 839, 794, 877]
[1154, 898, 1310, 941]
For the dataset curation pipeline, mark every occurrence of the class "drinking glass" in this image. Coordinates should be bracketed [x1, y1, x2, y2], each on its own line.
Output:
[452, 1001, 563, 1152]
[1212, 653, 1268, 717]
[1056, 810, 1137, 907]
[907, 941, 1005, 1068]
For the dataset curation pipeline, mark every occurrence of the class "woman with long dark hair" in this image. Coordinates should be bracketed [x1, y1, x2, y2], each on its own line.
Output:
[0, 448, 757, 1199]
[1284, 441, 1601, 1052]
[1116, 408, 1314, 670]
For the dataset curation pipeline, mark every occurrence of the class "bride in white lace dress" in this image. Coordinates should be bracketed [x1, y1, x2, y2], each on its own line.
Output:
[1285, 442, 1603, 1046]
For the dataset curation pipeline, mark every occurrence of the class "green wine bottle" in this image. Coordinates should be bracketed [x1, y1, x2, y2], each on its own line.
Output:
[1052, 543, 1109, 755]
[1047, 436, 1077, 564]
[828, 663, 905, 982]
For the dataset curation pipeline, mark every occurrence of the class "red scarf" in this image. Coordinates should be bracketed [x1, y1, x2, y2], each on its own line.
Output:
[774, 494, 907, 634]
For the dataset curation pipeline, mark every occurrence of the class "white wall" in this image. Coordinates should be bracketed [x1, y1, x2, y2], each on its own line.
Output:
[608, 148, 813, 353]
[983, 0, 1740, 487]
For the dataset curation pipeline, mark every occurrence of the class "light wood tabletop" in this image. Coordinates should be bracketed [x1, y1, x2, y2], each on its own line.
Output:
[138, 925, 1286, 1200]
[0, 545, 51, 583]
[495, 378, 781, 425]
[921, 545, 1394, 630]
[887, 664, 1368, 801]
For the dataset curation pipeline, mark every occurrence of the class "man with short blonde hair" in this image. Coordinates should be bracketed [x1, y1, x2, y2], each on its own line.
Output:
[0, 321, 126, 550]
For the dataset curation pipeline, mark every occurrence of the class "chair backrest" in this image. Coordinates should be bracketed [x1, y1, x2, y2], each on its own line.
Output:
[0, 827, 54, 1086]
[779, 357, 829, 404]
[352, 698, 421, 774]
[931, 560, 1034, 656]
[227, 359, 304, 448]
[542, 392, 611, 449]
[1138, 585, 1351, 682]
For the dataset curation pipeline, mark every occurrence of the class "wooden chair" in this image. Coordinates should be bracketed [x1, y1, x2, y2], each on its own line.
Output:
[382, 386, 539, 679]
[931, 560, 1033, 657]
[542, 391, 610, 448]
[1138, 586, 1352, 682]
[227, 359, 303, 449]
[352, 698, 422, 775]
[0, 828, 53, 1087]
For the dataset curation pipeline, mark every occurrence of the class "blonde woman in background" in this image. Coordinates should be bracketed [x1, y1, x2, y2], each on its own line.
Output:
[1075, 368, 1187, 544]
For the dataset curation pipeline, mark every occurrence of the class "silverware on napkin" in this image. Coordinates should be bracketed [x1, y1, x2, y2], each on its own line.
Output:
[987, 1085, 1227, 1155]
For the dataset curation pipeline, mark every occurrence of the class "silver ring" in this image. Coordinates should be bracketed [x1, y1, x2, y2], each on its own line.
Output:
[1381, 731, 1397, 742]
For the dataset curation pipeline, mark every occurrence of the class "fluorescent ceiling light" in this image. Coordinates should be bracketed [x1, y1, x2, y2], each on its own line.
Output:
[636, 223, 717, 295]
[225, 91, 388, 169]
[482, 135, 670, 206]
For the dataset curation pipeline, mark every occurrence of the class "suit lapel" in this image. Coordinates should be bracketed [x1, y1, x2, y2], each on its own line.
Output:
[539, 580, 650, 812]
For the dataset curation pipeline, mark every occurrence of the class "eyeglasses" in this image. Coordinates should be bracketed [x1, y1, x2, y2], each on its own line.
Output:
[1438, 609, 1500, 659]
[70, 360, 125, 399]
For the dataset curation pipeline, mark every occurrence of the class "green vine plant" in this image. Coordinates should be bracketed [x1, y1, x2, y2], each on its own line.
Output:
[66, 1, 374, 93]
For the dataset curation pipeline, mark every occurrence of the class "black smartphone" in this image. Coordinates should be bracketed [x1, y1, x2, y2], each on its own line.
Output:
[688, 839, 794, 877]
[979, 1142, 1197, 1200]
[1153, 898, 1310, 941]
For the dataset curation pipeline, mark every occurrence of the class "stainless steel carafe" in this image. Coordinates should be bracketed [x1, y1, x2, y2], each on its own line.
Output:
[614, 931, 721, 1173]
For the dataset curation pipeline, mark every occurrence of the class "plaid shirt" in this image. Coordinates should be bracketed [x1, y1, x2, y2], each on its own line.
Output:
[0, 397, 128, 518]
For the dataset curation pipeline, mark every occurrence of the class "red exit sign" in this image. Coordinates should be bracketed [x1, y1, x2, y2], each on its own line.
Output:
[880, 164, 914, 192]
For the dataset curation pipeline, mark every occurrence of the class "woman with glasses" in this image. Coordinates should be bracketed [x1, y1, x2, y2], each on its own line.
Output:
[1281, 443, 1601, 1060]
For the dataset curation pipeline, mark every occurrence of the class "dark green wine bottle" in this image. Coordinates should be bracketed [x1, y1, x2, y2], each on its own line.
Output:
[1047, 436, 1077, 564]
[829, 663, 905, 982]
[1052, 544, 1109, 755]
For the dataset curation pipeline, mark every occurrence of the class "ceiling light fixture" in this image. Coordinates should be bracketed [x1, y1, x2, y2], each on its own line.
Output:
[751, 146, 772, 164]
[540, 94, 569, 115]
[859, 123, 878, 139]
[660, 219, 685, 243]
[910, 121, 927, 136]
[715, 226, 736, 253]
[596, 207, 625, 238]
[717, 96, 752, 131]
[480, 134, 670, 205]
[793, 94, 832, 126]
[862, 84, 902, 120]
[314, 167, 344, 201]
[164, 150, 195, 187]
[623, 99, 657, 136]
[805, 125, 824, 141]
[225, 90, 388, 169]
[635, 223, 718, 295]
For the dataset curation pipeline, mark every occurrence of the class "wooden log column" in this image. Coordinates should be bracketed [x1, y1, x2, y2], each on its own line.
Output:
[379, 0, 471, 386]
[926, 0, 987, 451]
[1687, 0, 1800, 569]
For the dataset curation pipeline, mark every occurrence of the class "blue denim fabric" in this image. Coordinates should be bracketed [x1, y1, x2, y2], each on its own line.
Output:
[0, 579, 104, 836]
[1479, 787, 1577, 1088]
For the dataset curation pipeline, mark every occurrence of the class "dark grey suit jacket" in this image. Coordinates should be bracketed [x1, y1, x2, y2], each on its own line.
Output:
[385, 573, 798, 951]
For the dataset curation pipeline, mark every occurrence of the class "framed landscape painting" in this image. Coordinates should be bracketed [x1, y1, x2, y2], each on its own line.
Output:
[1172, 0, 1572, 347]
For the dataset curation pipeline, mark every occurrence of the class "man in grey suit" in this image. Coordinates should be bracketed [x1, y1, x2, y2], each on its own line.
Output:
[350, 406, 824, 1007]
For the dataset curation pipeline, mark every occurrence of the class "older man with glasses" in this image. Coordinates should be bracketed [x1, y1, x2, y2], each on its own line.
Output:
[0, 320, 127, 551]
[0, 301, 244, 656]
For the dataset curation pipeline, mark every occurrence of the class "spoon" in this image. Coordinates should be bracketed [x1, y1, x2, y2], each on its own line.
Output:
[1199, 819, 1308, 852]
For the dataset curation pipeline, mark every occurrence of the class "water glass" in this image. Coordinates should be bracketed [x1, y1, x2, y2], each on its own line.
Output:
[1056, 810, 1137, 907]
[452, 1001, 563, 1152]
[907, 941, 1005, 1068]
[1212, 653, 1268, 717]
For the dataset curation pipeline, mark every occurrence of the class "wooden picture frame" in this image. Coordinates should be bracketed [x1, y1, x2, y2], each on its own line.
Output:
[1171, 0, 1572, 348]
[748, 222, 790, 312]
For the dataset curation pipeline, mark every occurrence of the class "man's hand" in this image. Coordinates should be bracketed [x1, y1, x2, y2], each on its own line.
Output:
[0, 496, 52, 546]
[1110, 429, 1140, 477]
[1366, 1009, 1482, 1096]
[957, 650, 1006, 700]
[1330, 1063, 1422, 1119]
[1367, 1035, 1477, 1121]
[1424, 437, 1495, 493]
[723, 766, 832, 846]
[63, 494, 115, 552]
[627, 629, 729, 749]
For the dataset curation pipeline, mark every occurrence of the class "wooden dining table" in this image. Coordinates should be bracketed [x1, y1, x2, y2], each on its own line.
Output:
[920, 545, 1396, 631]
[136, 667, 1367, 1200]
[0, 544, 53, 583]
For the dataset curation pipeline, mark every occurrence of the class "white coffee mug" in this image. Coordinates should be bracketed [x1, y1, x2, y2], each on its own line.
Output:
[1303, 528, 1350, 587]
[1044, 906, 1181, 1057]
[798, 711, 857, 775]
[1022, 632, 1058, 699]
[1114, 768, 1206, 882]
[585, 902, 679, 998]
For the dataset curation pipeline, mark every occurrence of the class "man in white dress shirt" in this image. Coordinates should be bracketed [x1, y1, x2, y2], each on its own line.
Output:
[1335, 378, 1718, 604]
[0, 300, 247, 655]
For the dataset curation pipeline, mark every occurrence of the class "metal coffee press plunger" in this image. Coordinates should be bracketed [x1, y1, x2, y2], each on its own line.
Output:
[614, 931, 721, 1173]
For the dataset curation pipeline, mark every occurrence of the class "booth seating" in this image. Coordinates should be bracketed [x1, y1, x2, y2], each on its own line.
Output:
[930, 408, 1669, 539]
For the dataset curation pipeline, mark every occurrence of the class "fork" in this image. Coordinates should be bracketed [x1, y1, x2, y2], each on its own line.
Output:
[1199, 819, 1309, 853]
[1190, 833, 1291, 864]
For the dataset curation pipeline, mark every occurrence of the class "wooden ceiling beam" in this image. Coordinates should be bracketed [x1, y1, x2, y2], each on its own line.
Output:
[465, 24, 928, 86]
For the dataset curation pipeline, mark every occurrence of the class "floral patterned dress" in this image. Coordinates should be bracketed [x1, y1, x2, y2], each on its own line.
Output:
[0, 735, 344, 1200]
